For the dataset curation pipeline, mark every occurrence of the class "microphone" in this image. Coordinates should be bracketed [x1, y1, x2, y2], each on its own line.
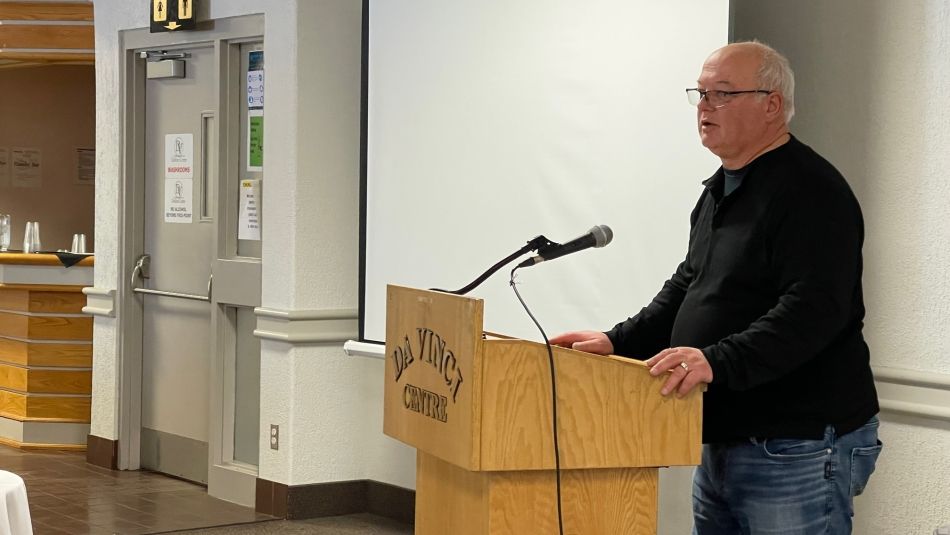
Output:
[517, 225, 613, 268]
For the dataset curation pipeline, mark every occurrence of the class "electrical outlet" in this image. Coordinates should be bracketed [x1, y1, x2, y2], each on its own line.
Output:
[270, 424, 279, 450]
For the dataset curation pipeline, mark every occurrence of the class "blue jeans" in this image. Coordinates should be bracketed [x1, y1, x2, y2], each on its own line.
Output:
[692, 416, 882, 534]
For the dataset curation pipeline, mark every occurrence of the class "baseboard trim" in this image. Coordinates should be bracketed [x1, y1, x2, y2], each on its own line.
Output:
[366, 479, 415, 525]
[0, 436, 86, 451]
[86, 434, 118, 469]
[255, 478, 414, 523]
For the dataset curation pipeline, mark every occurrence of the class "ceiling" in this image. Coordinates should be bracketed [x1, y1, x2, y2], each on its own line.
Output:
[0, 1, 94, 69]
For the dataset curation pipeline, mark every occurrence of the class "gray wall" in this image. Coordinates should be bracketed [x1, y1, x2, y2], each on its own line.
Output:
[733, 1, 950, 533]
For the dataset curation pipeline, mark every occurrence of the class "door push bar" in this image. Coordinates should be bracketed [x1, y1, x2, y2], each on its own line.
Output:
[130, 254, 212, 302]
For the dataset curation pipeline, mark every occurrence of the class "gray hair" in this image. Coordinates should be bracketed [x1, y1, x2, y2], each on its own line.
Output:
[745, 40, 796, 123]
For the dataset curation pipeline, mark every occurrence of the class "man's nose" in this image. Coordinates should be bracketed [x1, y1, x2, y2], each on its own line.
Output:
[697, 94, 716, 112]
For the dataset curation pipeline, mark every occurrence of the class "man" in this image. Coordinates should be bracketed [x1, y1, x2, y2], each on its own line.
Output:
[551, 42, 881, 534]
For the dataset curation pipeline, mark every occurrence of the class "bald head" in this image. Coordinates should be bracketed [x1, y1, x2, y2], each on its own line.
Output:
[708, 42, 765, 70]
[705, 42, 796, 123]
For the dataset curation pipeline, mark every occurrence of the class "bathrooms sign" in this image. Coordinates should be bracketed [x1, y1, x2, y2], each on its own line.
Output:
[164, 134, 193, 179]
[151, 0, 197, 32]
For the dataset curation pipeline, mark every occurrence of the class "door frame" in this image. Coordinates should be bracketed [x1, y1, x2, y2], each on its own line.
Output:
[117, 15, 264, 505]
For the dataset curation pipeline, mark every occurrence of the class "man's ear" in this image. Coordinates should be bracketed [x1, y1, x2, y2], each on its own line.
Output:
[766, 92, 785, 122]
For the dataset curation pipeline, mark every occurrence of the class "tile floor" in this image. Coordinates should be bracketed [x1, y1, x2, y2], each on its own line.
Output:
[0, 446, 414, 534]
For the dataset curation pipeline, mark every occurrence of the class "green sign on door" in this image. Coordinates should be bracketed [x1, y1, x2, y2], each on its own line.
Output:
[248, 112, 263, 170]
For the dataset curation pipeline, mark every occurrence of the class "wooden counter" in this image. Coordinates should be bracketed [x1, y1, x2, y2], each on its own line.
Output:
[0, 253, 93, 450]
[0, 253, 94, 268]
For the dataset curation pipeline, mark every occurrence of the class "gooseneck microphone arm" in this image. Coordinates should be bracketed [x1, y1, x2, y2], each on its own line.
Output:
[430, 234, 556, 295]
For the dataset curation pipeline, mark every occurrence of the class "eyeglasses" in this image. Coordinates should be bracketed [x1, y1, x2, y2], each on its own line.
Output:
[686, 88, 772, 108]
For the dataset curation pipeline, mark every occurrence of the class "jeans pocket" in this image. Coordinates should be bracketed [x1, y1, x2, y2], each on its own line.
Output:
[762, 437, 831, 460]
[850, 440, 882, 496]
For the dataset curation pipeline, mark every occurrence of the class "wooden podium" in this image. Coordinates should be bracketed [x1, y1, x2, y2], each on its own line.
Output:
[383, 285, 702, 535]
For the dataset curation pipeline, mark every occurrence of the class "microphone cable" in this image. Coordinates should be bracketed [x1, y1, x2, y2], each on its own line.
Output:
[509, 266, 565, 535]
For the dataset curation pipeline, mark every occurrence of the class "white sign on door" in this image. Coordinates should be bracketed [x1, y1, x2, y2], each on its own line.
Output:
[247, 70, 264, 109]
[248, 50, 264, 109]
[164, 178, 194, 223]
[238, 179, 261, 240]
[165, 133, 194, 179]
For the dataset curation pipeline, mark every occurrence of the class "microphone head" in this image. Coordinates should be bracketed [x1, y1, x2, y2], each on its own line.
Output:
[590, 225, 613, 248]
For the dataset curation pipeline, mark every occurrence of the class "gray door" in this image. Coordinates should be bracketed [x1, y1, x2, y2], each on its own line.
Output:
[140, 45, 216, 483]
[122, 17, 264, 504]
[206, 41, 264, 506]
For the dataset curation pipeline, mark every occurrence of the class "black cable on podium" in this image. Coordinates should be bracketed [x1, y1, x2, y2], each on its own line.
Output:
[509, 265, 566, 535]
[430, 235, 566, 535]
[431, 225, 612, 535]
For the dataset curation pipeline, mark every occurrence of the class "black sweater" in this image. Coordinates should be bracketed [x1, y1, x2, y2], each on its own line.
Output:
[606, 136, 879, 443]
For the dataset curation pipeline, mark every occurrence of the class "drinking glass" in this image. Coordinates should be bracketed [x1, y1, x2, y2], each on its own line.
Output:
[71, 233, 87, 254]
[23, 222, 34, 253]
[0, 215, 10, 252]
[31, 222, 41, 253]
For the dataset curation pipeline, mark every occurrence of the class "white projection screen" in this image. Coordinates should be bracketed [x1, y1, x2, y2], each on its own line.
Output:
[363, 1, 729, 344]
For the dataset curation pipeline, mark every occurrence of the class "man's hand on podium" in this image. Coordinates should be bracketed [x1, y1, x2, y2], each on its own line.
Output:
[549, 330, 614, 355]
[646, 347, 714, 397]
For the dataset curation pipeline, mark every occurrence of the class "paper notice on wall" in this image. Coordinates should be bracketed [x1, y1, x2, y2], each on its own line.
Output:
[0, 148, 9, 187]
[247, 110, 263, 172]
[165, 133, 194, 179]
[164, 178, 194, 223]
[238, 179, 261, 240]
[11, 148, 42, 188]
[76, 148, 95, 185]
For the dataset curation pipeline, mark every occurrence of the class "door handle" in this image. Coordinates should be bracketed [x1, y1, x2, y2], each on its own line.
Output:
[131, 253, 212, 302]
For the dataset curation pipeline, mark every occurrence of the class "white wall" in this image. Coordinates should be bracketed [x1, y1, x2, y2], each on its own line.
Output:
[733, 1, 950, 533]
[91, 0, 413, 488]
[260, 0, 415, 488]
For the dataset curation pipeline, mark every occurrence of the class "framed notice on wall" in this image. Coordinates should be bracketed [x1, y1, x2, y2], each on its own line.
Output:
[76, 148, 95, 185]
[11, 148, 41, 188]
[0, 148, 9, 187]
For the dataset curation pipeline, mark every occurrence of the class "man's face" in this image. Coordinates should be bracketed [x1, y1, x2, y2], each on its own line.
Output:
[696, 48, 771, 162]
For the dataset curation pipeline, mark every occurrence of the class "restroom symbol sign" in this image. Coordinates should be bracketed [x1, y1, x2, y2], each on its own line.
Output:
[151, 0, 197, 33]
